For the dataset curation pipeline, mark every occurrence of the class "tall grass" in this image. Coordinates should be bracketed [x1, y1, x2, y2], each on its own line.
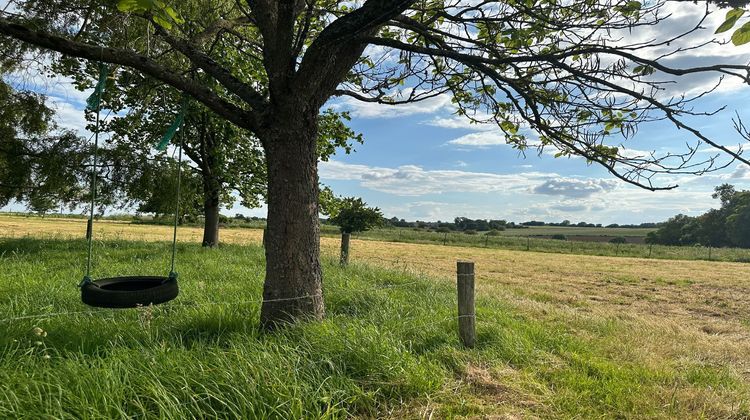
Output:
[0, 238, 747, 418]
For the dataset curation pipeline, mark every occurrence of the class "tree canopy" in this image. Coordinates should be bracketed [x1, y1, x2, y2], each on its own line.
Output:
[327, 196, 383, 234]
[646, 184, 750, 248]
[0, 80, 90, 212]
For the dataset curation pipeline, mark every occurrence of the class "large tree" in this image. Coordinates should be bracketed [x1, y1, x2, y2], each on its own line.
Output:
[2, 0, 749, 327]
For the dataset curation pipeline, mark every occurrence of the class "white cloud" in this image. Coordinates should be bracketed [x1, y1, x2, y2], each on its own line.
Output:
[319, 160, 624, 202]
[48, 98, 90, 135]
[531, 178, 618, 198]
[320, 160, 561, 196]
[446, 131, 506, 147]
[332, 91, 452, 119]
[422, 115, 497, 131]
[730, 165, 750, 180]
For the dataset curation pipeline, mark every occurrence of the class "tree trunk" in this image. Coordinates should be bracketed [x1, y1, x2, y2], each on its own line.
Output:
[340, 232, 350, 266]
[202, 174, 221, 248]
[259, 111, 324, 328]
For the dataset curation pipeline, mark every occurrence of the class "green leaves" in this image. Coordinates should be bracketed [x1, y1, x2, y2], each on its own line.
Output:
[117, 0, 184, 29]
[716, 8, 745, 34]
[713, 8, 750, 46]
[633, 65, 655, 76]
[731, 21, 750, 46]
[500, 120, 518, 134]
[614, 1, 642, 18]
[327, 196, 383, 234]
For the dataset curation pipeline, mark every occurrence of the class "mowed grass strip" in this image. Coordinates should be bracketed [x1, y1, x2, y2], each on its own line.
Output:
[0, 235, 748, 418]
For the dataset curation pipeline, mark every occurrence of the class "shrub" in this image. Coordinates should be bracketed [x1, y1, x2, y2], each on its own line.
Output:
[464, 229, 477, 235]
[609, 236, 627, 244]
[436, 227, 451, 233]
[486, 229, 503, 236]
[551, 234, 567, 240]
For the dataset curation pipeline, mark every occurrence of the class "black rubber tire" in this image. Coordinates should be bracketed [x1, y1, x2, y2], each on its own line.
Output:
[81, 276, 179, 308]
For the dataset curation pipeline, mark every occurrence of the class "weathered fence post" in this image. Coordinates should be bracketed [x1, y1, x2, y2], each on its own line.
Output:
[526, 236, 530, 251]
[262, 228, 267, 247]
[708, 246, 712, 261]
[648, 244, 653, 258]
[484, 235, 489, 247]
[86, 218, 93, 240]
[443, 232, 448, 245]
[340, 232, 351, 266]
[616, 243, 620, 256]
[457, 261, 476, 348]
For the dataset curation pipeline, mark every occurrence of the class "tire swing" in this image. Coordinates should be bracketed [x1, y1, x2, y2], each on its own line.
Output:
[79, 64, 184, 308]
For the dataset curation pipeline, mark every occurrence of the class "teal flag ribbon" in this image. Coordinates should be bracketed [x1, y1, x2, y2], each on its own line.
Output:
[85, 64, 109, 111]
[156, 97, 189, 151]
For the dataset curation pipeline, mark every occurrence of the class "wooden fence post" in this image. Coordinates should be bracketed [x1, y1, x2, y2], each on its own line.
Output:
[457, 261, 476, 348]
[86, 218, 93, 240]
[708, 246, 712, 261]
[484, 235, 489, 247]
[648, 244, 653, 258]
[262, 228, 267, 247]
[526, 236, 530, 251]
[340, 232, 351, 266]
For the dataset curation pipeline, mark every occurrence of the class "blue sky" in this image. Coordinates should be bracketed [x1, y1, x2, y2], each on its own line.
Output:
[3, 2, 750, 224]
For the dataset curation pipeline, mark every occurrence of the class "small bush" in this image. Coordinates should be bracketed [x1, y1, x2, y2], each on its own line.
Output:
[464, 229, 477, 235]
[436, 227, 451, 233]
[609, 236, 627, 244]
[551, 234, 567, 240]
[486, 229, 503, 236]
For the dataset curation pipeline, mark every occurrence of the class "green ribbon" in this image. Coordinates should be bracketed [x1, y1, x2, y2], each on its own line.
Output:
[85, 64, 109, 111]
[156, 97, 189, 151]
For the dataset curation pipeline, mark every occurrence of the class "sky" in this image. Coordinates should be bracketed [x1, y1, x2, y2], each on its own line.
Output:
[3, 2, 750, 224]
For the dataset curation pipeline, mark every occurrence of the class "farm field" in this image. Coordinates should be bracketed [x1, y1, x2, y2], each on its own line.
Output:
[1, 217, 749, 418]
[4, 215, 746, 263]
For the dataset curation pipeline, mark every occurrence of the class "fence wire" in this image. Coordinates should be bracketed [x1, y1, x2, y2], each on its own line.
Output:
[0, 256, 464, 324]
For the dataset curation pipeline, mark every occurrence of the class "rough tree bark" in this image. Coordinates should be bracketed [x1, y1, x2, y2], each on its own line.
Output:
[259, 107, 324, 327]
[201, 174, 221, 247]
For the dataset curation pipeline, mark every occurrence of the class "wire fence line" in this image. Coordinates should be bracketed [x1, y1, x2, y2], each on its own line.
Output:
[0, 264, 458, 324]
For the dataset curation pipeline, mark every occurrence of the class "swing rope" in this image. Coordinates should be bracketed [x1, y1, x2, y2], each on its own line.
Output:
[80, 63, 108, 287]
[79, 62, 187, 287]
[160, 95, 188, 280]
[169, 130, 183, 280]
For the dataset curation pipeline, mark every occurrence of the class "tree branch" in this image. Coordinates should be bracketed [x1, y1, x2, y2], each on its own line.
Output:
[294, 0, 416, 108]
[149, 21, 268, 110]
[0, 17, 259, 132]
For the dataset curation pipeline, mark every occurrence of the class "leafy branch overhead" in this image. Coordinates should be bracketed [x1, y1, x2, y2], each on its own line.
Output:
[117, 0, 184, 29]
[715, 7, 750, 45]
[1, 1, 748, 193]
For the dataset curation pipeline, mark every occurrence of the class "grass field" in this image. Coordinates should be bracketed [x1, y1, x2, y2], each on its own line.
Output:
[1, 217, 750, 418]
[4, 215, 744, 262]
[332, 226, 750, 263]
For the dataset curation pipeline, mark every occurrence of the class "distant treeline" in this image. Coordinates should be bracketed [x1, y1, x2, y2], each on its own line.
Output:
[646, 184, 750, 248]
[382, 216, 659, 232]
